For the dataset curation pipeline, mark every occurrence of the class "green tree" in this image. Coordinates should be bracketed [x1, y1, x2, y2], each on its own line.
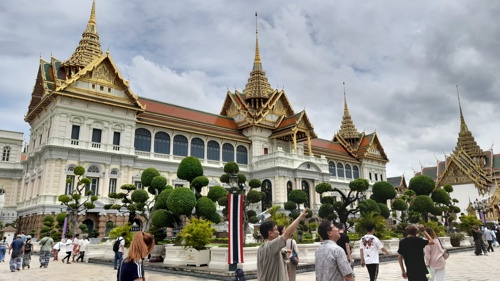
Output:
[371, 181, 397, 203]
[409, 175, 436, 196]
[288, 189, 308, 211]
[58, 165, 99, 235]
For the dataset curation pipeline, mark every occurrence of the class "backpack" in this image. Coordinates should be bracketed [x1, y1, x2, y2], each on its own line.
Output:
[113, 238, 122, 252]
[235, 268, 246, 281]
[24, 242, 32, 253]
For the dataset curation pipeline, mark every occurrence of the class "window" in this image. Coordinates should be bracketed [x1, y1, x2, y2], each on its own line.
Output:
[65, 175, 75, 195]
[92, 128, 102, 148]
[222, 143, 234, 162]
[173, 135, 188, 156]
[190, 138, 205, 159]
[375, 174, 378, 181]
[261, 180, 273, 210]
[337, 163, 344, 178]
[134, 128, 151, 152]
[135, 181, 143, 189]
[207, 141, 220, 161]
[109, 178, 117, 194]
[154, 132, 170, 154]
[353, 166, 360, 179]
[85, 178, 99, 195]
[301, 181, 310, 208]
[380, 174, 383, 181]
[71, 125, 80, 145]
[236, 145, 248, 164]
[369, 173, 372, 180]
[87, 166, 100, 174]
[328, 161, 336, 176]
[287, 181, 293, 202]
[264, 148, 268, 155]
[2, 146, 10, 161]
[345, 164, 352, 179]
[113, 132, 120, 151]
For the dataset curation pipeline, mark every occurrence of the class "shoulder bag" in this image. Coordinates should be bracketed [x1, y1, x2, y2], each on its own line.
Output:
[438, 239, 449, 260]
[289, 240, 299, 266]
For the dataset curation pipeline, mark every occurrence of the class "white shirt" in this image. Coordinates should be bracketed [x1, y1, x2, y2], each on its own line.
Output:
[65, 239, 74, 252]
[360, 234, 384, 264]
[79, 239, 90, 252]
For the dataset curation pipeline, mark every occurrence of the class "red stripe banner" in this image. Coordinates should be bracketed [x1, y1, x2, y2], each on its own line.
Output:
[228, 193, 244, 264]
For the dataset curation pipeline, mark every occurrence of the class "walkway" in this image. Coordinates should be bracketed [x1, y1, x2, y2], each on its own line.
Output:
[0, 248, 497, 281]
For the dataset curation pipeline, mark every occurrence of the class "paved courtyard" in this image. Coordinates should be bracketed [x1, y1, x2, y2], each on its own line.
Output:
[0, 249, 497, 281]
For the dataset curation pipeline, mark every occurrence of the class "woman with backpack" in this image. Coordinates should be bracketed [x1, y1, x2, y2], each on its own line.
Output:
[22, 235, 33, 269]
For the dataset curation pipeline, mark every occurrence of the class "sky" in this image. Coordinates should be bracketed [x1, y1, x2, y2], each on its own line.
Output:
[0, 0, 499, 181]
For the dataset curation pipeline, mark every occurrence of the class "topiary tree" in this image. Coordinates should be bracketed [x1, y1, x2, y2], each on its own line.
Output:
[371, 181, 397, 204]
[288, 189, 308, 212]
[409, 175, 436, 196]
[177, 156, 204, 188]
[409, 195, 435, 222]
[58, 165, 99, 235]
[354, 212, 388, 238]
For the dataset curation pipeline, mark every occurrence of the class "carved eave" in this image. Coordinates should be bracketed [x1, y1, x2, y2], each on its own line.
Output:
[356, 132, 389, 162]
[25, 58, 57, 123]
[269, 110, 317, 142]
[333, 133, 361, 157]
[436, 149, 492, 195]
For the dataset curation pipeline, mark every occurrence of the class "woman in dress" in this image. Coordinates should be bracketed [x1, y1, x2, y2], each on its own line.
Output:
[117, 232, 154, 281]
[0, 236, 8, 262]
[22, 235, 33, 269]
[424, 228, 446, 281]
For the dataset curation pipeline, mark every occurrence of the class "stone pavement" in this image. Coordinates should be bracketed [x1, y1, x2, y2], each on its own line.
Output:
[0, 248, 497, 281]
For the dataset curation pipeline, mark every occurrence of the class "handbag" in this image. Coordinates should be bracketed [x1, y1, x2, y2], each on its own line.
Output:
[289, 240, 299, 266]
[438, 239, 449, 260]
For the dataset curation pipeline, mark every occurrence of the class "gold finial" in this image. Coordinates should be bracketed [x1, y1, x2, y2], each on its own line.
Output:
[254, 12, 262, 70]
[89, 0, 96, 24]
[338, 82, 359, 140]
[454, 85, 483, 159]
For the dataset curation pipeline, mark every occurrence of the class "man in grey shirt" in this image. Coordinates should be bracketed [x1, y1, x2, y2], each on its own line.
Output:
[257, 208, 309, 281]
[315, 221, 354, 281]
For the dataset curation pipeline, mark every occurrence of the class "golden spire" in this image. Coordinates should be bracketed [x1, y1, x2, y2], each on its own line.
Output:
[242, 12, 272, 100]
[454, 85, 483, 159]
[61, 0, 103, 76]
[338, 82, 360, 140]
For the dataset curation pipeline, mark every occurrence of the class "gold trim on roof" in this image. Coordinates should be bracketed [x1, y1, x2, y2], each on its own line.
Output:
[338, 88, 360, 140]
[454, 87, 484, 160]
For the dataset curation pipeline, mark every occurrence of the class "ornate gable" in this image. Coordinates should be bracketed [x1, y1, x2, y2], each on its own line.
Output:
[355, 133, 388, 162]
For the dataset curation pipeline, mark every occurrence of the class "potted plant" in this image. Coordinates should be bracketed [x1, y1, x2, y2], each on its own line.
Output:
[179, 218, 214, 266]
[449, 232, 465, 247]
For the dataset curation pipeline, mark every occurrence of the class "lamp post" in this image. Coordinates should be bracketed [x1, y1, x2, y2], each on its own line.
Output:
[473, 199, 487, 224]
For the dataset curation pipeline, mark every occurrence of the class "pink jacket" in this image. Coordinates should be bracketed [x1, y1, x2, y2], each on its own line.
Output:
[424, 238, 446, 269]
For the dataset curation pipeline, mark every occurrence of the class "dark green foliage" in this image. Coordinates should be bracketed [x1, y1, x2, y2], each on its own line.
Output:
[306, 209, 313, 218]
[166, 187, 196, 216]
[196, 196, 217, 218]
[409, 195, 434, 213]
[247, 210, 257, 218]
[315, 182, 332, 194]
[359, 199, 381, 216]
[248, 179, 262, 188]
[378, 203, 390, 218]
[371, 181, 397, 203]
[320, 196, 334, 205]
[223, 162, 239, 175]
[284, 201, 297, 211]
[131, 189, 149, 203]
[41, 226, 51, 233]
[154, 189, 173, 209]
[150, 176, 167, 194]
[220, 174, 229, 183]
[249, 216, 259, 223]
[207, 186, 227, 202]
[348, 178, 370, 192]
[56, 213, 67, 224]
[431, 188, 450, 204]
[151, 209, 175, 228]
[246, 189, 263, 203]
[409, 175, 435, 195]
[205, 212, 221, 224]
[141, 168, 161, 187]
[191, 176, 209, 190]
[443, 184, 453, 193]
[120, 184, 137, 191]
[391, 198, 408, 211]
[355, 212, 388, 238]
[74, 166, 85, 175]
[289, 210, 300, 219]
[218, 196, 228, 207]
[237, 174, 247, 185]
[177, 156, 204, 184]
[148, 225, 167, 242]
[288, 189, 308, 206]
[59, 195, 70, 203]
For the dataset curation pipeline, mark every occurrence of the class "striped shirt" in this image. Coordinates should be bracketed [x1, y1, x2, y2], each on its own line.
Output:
[117, 258, 144, 281]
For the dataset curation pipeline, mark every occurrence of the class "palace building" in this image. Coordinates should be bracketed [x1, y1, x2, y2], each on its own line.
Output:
[13, 1, 389, 236]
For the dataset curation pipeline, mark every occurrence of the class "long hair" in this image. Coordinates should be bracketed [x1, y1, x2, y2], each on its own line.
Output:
[425, 227, 436, 239]
[127, 232, 155, 263]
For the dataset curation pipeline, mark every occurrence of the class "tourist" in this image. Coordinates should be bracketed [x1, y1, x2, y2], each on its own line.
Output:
[424, 228, 446, 281]
[285, 232, 299, 281]
[53, 240, 63, 261]
[114, 232, 126, 270]
[76, 235, 90, 262]
[397, 224, 435, 281]
[472, 225, 487, 255]
[22, 235, 33, 269]
[484, 226, 495, 252]
[62, 235, 74, 264]
[315, 221, 354, 281]
[256, 208, 309, 281]
[360, 223, 389, 281]
[336, 223, 354, 269]
[72, 233, 80, 262]
[117, 232, 154, 281]
[38, 233, 54, 268]
[0, 236, 9, 262]
[8, 234, 24, 272]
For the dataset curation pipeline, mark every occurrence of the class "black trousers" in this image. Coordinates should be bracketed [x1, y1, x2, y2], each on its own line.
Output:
[366, 263, 379, 281]
[487, 240, 494, 252]
[62, 251, 71, 262]
[76, 251, 85, 262]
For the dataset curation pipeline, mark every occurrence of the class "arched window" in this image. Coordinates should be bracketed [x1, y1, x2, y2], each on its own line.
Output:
[134, 128, 151, 152]
[236, 145, 248, 164]
[222, 143, 234, 162]
[173, 135, 188, 156]
[337, 163, 344, 178]
[86, 165, 100, 195]
[261, 180, 273, 210]
[190, 138, 205, 159]
[131, 219, 142, 232]
[301, 181, 310, 208]
[353, 166, 360, 179]
[87, 166, 100, 173]
[82, 219, 94, 237]
[2, 146, 11, 161]
[345, 164, 352, 179]
[287, 181, 293, 202]
[154, 132, 170, 154]
[207, 141, 220, 161]
[328, 161, 336, 176]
